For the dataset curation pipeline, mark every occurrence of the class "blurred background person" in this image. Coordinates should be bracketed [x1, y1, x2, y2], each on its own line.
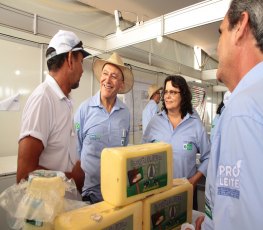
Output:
[210, 90, 231, 142]
[142, 84, 162, 134]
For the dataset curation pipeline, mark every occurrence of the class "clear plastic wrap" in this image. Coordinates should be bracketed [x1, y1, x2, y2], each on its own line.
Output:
[0, 170, 87, 230]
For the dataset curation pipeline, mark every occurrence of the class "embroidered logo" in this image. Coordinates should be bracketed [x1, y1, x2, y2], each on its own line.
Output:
[183, 142, 192, 151]
[217, 160, 241, 199]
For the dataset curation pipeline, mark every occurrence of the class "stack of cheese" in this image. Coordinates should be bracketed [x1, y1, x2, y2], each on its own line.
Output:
[55, 142, 193, 230]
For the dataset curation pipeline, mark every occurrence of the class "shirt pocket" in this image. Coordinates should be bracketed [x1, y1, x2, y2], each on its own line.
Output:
[110, 127, 129, 147]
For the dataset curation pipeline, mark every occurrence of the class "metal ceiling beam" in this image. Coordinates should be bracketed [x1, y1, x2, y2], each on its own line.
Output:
[0, 3, 105, 54]
[105, 0, 231, 51]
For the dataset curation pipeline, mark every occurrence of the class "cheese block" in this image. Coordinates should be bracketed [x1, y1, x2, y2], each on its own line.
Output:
[20, 171, 66, 230]
[142, 179, 193, 230]
[101, 142, 173, 207]
[54, 201, 142, 230]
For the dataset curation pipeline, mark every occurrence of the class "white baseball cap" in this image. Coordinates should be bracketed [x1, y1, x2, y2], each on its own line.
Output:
[46, 30, 90, 60]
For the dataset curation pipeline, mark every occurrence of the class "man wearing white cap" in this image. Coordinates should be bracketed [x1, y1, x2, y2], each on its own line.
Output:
[75, 52, 134, 203]
[142, 84, 162, 134]
[17, 30, 90, 193]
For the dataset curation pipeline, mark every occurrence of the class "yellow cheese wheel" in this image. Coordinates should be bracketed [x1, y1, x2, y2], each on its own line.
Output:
[54, 201, 142, 230]
[142, 179, 193, 230]
[101, 142, 173, 207]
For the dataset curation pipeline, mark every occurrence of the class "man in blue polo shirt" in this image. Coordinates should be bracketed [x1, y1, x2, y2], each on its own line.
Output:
[196, 0, 263, 229]
[74, 53, 134, 203]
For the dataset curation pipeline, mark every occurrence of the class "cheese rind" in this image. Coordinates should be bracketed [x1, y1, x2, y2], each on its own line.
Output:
[54, 201, 142, 230]
[142, 179, 193, 230]
[101, 142, 173, 207]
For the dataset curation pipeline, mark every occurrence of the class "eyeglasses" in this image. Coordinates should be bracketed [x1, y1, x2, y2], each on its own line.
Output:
[163, 90, 181, 97]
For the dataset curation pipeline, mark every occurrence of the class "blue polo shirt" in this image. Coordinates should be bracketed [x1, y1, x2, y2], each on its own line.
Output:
[142, 110, 210, 179]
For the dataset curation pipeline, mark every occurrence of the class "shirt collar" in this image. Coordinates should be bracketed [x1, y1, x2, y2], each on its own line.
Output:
[45, 74, 68, 100]
[230, 61, 263, 103]
[90, 91, 125, 110]
[160, 110, 197, 121]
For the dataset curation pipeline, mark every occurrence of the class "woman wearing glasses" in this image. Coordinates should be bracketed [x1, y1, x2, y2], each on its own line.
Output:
[142, 75, 210, 210]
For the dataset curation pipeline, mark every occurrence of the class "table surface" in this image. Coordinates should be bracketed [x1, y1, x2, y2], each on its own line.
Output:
[0, 155, 17, 176]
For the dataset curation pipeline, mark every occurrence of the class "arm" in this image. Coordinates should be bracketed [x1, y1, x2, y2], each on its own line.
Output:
[188, 171, 203, 190]
[17, 136, 84, 193]
[17, 136, 45, 183]
[196, 127, 211, 177]
[65, 161, 84, 194]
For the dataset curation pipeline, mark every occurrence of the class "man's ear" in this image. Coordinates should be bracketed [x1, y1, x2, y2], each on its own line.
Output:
[119, 79, 125, 92]
[67, 52, 73, 69]
[235, 11, 250, 44]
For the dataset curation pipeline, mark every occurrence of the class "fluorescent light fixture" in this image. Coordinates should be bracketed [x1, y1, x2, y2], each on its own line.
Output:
[114, 10, 123, 36]
[116, 26, 122, 36]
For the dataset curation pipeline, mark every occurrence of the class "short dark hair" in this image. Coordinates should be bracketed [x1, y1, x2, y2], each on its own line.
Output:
[46, 41, 83, 71]
[228, 0, 263, 52]
[161, 75, 193, 118]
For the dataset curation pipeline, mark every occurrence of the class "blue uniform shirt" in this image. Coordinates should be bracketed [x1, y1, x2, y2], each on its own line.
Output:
[142, 110, 210, 179]
[203, 62, 263, 229]
[142, 99, 159, 134]
[74, 91, 130, 197]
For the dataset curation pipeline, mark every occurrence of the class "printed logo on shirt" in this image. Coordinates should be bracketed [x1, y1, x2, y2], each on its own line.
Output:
[89, 133, 101, 141]
[217, 160, 241, 199]
[183, 142, 192, 151]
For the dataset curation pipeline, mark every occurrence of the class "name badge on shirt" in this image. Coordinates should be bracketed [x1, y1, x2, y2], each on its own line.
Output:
[89, 133, 101, 141]
[183, 142, 192, 151]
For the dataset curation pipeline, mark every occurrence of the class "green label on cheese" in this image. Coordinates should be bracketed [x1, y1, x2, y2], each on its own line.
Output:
[103, 215, 133, 230]
[150, 191, 188, 230]
[126, 152, 167, 197]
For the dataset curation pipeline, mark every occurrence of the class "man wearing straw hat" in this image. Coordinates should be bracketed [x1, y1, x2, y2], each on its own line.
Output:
[75, 52, 134, 203]
[142, 84, 162, 134]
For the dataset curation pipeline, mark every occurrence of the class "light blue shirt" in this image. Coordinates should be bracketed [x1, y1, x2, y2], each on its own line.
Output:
[142, 110, 210, 179]
[74, 91, 130, 197]
[203, 62, 263, 229]
[142, 100, 159, 134]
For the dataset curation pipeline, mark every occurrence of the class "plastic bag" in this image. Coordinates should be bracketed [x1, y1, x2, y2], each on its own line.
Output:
[0, 170, 87, 229]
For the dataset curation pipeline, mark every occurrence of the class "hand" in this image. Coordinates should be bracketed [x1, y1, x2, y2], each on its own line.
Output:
[195, 215, 205, 230]
[188, 171, 203, 190]
[70, 161, 85, 193]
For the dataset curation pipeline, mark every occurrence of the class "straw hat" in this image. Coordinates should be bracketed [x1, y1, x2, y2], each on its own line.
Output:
[148, 84, 163, 100]
[93, 53, 134, 94]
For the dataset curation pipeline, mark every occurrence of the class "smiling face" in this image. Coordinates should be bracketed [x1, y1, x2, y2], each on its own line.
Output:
[163, 80, 181, 112]
[100, 63, 124, 101]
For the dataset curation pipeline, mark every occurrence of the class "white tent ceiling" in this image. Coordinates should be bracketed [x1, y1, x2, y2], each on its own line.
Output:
[0, 0, 230, 85]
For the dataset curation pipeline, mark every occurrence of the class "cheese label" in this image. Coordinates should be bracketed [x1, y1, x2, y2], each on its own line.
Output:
[103, 215, 133, 230]
[150, 191, 188, 229]
[126, 152, 167, 197]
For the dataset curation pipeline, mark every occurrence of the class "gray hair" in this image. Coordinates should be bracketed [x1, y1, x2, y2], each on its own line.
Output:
[228, 0, 263, 52]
